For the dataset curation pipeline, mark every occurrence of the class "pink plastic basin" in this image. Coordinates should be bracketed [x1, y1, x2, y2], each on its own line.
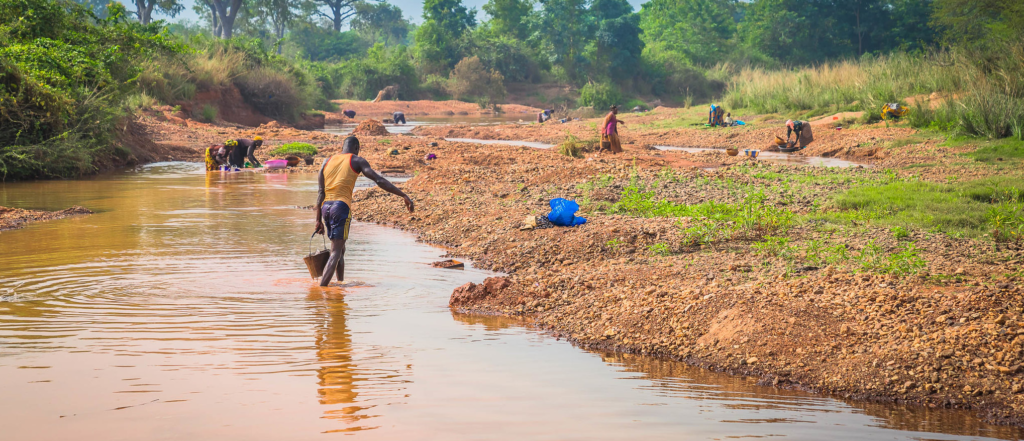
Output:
[265, 159, 288, 169]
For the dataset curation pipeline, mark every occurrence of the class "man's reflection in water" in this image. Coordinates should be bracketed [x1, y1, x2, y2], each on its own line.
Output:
[308, 287, 374, 432]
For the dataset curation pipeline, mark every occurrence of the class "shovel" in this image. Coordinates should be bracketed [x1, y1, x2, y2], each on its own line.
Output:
[303, 233, 331, 280]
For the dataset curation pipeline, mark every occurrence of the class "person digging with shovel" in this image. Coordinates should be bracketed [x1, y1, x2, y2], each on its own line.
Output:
[314, 135, 414, 287]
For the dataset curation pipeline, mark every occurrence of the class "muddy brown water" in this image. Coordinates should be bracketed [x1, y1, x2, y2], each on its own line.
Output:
[1, 162, 1020, 440]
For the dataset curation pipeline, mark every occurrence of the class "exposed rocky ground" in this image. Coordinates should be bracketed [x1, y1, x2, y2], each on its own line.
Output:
[129, 101, 1024, 426]
[0, 206, 92, 232]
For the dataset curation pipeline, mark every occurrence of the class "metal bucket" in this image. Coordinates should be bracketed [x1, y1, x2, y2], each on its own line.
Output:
[303, 234, 331, 280]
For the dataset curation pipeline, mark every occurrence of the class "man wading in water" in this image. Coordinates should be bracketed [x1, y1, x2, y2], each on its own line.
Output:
[314, 136, 414, 287]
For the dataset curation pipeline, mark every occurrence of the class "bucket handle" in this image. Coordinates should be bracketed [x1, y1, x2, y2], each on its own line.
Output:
[310, 232, 326, 255]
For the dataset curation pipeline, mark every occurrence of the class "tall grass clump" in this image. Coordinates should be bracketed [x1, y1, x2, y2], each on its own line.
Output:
[141, 37, 334, 122]
[723, 42, 1024, 140]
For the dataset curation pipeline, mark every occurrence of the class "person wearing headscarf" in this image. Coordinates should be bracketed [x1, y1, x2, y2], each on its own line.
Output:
[600, 105, 625, 154]
[226, 136, 264, 168]
[785, 120, 814, 149]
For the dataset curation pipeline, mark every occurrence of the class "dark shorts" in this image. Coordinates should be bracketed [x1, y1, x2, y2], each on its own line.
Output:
[321, 201, 351, 241]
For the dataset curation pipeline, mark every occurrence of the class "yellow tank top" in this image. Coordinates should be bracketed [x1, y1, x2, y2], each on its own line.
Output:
[324, 154, 359, 206]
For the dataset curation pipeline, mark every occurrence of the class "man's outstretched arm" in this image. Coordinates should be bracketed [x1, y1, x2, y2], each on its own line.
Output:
[354, 157, 414, 213]
[314, 161, 327, 234]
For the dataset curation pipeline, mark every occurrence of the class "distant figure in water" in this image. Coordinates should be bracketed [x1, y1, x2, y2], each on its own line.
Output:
[599, 105, 625, 154]
[537, 109, 553, 123]
[205, 144, 230, 171]
[315, 136, 414, 287]
[392, 111, 406, 125]
[226, 137, 263, 168]
[343, 110, 356, 119]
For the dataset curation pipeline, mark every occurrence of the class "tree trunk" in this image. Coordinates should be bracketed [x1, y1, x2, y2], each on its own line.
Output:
[135, 0, 154, 24]
[212, 0, 243, 39]
[332, 4, 343, 31]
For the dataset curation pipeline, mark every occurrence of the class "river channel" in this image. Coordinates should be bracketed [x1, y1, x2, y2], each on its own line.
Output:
[1, 163, 1019, 440]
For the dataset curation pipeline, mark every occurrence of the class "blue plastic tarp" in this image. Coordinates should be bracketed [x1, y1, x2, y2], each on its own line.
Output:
[547, 198, 587, 227]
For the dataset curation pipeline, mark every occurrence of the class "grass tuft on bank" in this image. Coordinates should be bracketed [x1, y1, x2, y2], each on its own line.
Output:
[820, 177, 1024, 239]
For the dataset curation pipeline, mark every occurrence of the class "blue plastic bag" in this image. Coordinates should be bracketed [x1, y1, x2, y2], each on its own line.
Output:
[547, 198, 587, 227]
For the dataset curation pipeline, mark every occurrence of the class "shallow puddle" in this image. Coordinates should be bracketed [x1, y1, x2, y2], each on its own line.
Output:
[0, 163, 1018, 440]
[654, 145, 867, 168]
[323, 115, 530, 136]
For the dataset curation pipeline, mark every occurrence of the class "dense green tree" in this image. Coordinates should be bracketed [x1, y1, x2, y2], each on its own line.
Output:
[888, 0, 937, 51]
[414, 0, 476, 71]
[351, 2, 410, 46]
[533, 0, 592, 82]
[639, 0, 734, 66]
[738, 0, 853, 64]
[422, 0, 476, 38]
[339, 43, 419, 98]
[467, 31, 539, 82]
[588, 0, 643, 81]
[482, 0, 532, 40]
[290, 23, 365, 60]
[932, 0, 1024, 45]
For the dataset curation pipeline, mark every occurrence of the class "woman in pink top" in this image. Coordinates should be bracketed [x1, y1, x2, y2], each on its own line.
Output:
[600, 105, 625, 153]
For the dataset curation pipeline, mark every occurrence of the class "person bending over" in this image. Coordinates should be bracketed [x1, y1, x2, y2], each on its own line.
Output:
[314, 136, 414, 287]
[392, 111, 406, 125]
[226, 136, 263, 168]
[785, 120, 814, 148]
[205, 144, 230, 171]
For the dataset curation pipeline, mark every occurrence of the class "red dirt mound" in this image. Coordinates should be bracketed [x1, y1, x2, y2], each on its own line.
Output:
[352, 119, 389, 136]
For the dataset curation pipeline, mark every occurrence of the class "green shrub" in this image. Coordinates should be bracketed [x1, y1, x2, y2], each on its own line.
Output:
[648, 243, 671, 256]
[270, 143, 318, 157]
[892, 226, 910, 240]
[0, 0, 185, 180]
[199, 104, 218, 122]
[578, 82, 623, 111]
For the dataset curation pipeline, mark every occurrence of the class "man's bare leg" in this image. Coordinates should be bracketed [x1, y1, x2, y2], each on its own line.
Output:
[319, 238, 346, 287]
[335, 239, 346, 283]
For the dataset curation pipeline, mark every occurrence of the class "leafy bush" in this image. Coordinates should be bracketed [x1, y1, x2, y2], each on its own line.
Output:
[269, 143, 318, 157]
[0, 0, 185, 180]
[234, 68, 303, 120]
[338, 44, 419, 100]
[892, 226, 910, 240]
[199, 104, 218, 122]
[578, 82, 623, 110]
[445, 56, 507, 105]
